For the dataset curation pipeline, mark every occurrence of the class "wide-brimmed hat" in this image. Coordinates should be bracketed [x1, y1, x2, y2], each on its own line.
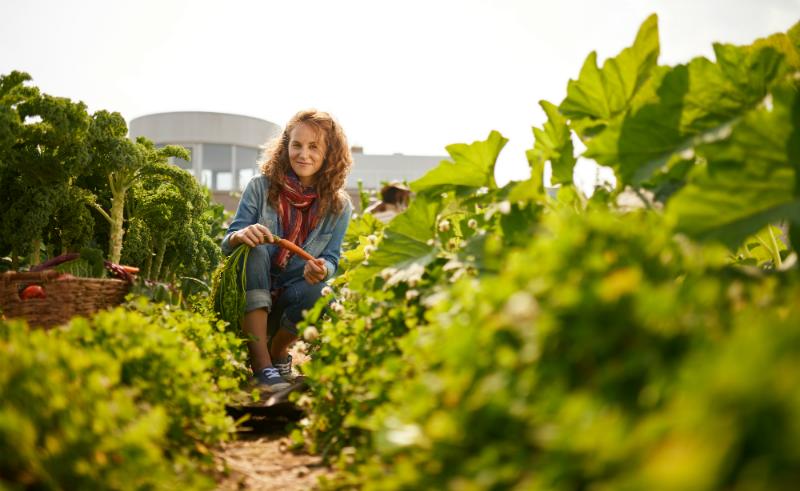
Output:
[381, 181, 410, 193]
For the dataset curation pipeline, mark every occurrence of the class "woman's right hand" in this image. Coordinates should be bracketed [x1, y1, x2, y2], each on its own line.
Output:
[230, 223, 274, 248]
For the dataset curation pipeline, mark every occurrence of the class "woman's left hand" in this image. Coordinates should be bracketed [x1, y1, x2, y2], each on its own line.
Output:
[304, 258, 327, 284]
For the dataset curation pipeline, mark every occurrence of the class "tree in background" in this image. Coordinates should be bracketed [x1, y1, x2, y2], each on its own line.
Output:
[84, 110, 189, 265]
[0, 71, 226, 292]
[122, 146, 222, 291]
[0, 71, 92, 266]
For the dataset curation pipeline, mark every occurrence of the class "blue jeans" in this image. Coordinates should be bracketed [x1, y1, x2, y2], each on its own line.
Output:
[244, 244, 326, 336]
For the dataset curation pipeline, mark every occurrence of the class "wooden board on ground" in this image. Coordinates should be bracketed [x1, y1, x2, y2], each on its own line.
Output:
[226, 376, 309, 421]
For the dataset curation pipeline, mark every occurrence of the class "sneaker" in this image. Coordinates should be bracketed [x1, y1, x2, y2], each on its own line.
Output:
[255, 366, 291, 392]
[273, 354, 294, 380]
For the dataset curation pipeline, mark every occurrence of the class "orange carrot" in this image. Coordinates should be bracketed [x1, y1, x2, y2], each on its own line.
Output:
[265, 234, 316, 262]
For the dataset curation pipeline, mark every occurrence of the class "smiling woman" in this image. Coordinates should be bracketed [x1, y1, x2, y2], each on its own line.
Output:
[220, 109, 353, 393]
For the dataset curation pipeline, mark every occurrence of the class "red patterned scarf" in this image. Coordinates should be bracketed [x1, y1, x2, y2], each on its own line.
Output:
[273, 171, 320, 269]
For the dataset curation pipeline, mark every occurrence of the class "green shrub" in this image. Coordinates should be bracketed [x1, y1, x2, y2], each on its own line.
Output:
[609, 303, 800, 491]
[308, 207, 800, 490]
[0, 320, 204, 490]
[124, 298, 249, 393]
[58, 304, 241, 466]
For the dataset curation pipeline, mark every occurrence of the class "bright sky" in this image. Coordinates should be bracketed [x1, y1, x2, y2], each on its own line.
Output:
[1, 0, 797, 190]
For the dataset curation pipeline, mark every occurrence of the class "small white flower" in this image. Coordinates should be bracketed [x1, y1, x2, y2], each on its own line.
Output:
[438, 219, 451, 232]
[380, 267, 398, 281]
[296, 394, 312, 408]
[385, 419, 422, 447]
[450, 268, 467, 283]
[367, 234, 378, 245]
[293, 340, 309, 353]
[498, 200, 512, 214]
[362, 260, 370, 266]
[476, 187, 489, 196]
[303, 326, 319, 341]
[385, 262, 425, 288]
[467, 218, 478, 229]
[340, 287, 352, 299]
[331, 302, 345, 315]
[426, 239, 435, 246]
[352, 213, 359, 219]
[405, 289, 419, 301]
[321, 286, 333, 296]
[448, 237, 459, 248]
[364, 244, 377, 256]
[503, 291, 539, 323]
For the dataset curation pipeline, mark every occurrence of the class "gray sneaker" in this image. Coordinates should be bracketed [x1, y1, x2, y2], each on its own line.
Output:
[273, 355, 294, 380]
[256, 367, 291, 392]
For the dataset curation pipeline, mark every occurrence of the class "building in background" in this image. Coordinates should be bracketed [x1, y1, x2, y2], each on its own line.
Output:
[129, 111, 445, 211]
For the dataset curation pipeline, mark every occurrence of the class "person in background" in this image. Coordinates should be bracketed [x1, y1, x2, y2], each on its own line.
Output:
[221, 109, 353, 391]
[364, 181, 411, 223]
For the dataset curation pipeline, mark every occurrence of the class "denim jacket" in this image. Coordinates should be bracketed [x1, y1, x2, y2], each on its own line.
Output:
[221, 175, 352, 283]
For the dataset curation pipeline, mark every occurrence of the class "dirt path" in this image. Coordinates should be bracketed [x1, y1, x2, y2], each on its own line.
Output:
[214, 427, 332, 490]
[215, 344, 329, 489]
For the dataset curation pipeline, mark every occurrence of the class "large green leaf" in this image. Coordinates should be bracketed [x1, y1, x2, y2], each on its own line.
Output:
[530, 100, 576, 185]
[410, 130, 506, 194]
[667, 83, 800, 249]
[347, 193, 440, 290]
[585, 26, 799, 188]
[559, 14, 660, 124]
[790, 21, 800, 52]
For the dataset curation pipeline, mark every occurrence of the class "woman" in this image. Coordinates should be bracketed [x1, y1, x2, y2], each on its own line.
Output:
[221, 109, 352, 391]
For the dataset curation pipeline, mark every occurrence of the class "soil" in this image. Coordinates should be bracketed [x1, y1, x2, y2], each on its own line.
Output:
[214, 421, 332, 490]
[214, 343, 330, 490]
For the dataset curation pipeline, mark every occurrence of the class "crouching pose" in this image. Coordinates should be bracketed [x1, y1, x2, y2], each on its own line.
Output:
[221, 109, 352, 391]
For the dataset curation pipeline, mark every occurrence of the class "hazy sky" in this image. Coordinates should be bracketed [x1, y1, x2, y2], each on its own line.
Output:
[1, 0, 797, 187]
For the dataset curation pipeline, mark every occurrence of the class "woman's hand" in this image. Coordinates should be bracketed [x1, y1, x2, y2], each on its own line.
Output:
[230, 223, 273, 247]
[304, 258, 327, 284]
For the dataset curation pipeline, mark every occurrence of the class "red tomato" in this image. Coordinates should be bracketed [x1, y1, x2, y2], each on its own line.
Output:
[20, 285, 46, 300]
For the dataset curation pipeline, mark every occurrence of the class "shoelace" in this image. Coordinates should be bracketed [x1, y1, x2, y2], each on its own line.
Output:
[261, 367, 281, 379]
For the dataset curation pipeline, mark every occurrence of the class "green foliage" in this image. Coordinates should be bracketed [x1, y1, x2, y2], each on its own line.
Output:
[124, 298, 250, 392]
[85, 113, 191, 265]
[555, 15, 800, 249]
[58, 304, 241, 467]
[0, 71, 92, 265]
[296, 131, 538, 472]
[296, 16, 800, 491]
[0, 320, 209, 490]
[357, 179, 371, 211]
[0, 71, 225, 306]
[344, 209, 742, 490]
[529, 100, 576, 186]
[410, 130, 504, 194]
[122, 153, 223, 292]
[209, 244, 251, 332]
[666, 82, 800, 249]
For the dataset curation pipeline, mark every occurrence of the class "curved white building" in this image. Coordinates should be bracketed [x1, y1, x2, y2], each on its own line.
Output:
[129, 111, 281, 193]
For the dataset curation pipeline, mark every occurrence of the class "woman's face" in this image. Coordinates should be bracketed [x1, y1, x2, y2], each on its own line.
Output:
[288, 122, 326, 186]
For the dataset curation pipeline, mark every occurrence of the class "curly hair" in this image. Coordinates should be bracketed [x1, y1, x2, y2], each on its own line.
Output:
[259, 109, 352, 216]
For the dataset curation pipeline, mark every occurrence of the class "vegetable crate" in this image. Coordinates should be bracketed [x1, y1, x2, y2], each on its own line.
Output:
[0, 270, 130, 329]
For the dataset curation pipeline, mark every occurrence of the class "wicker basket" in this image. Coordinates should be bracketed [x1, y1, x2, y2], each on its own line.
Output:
[0, 270, 130, 329]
